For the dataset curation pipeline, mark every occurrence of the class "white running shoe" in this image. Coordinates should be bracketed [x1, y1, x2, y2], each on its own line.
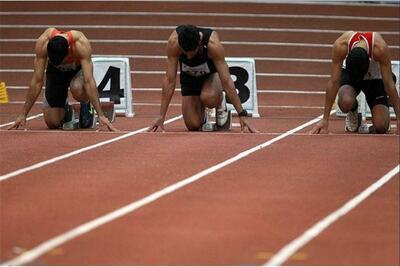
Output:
[216, 92, 229, 127]
[345, 110, 361, 132]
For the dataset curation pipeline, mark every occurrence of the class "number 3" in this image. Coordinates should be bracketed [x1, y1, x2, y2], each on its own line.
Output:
[228, 66, 250, 104]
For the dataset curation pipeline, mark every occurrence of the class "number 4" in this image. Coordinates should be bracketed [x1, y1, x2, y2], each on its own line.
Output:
[97, 66, 125, 104]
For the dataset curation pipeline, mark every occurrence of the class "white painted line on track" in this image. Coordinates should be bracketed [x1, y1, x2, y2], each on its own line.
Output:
[3, 101, 325, 110]
[265, 164, 400, 266]
[0, 113, 43, 128]
[3, 129, 398, 137]
[0, 115, 182, 182]
[0, 69, 330, 78]
[0, 0, 397, 7]
[0, 25, 398, 35]
[0, 53, 334, 63]
[0, 11, 398, 21]
[4, 86, 326, 94]
[1, 111, 335, 266]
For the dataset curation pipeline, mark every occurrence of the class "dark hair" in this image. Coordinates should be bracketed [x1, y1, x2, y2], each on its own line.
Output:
[346, 47, 370, 81]
[47, 36, 68, 65]
[178, 25, 200, 52]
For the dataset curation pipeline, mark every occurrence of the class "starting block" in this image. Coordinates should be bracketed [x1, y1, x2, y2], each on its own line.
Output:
[0, 82, 9, 104]
[201, 108, 232, 132]
[62, 102, 115, 130]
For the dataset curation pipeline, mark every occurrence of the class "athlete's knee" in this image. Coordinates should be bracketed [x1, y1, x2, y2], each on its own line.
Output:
[184, 117, 203, 131]
[70, 79, 83, 92]
[186, 122, 202, 131]
[44, 116, 62, 129]
[372, 120, 389, 134]
[200, 90, 220, 108]
[338, 85, 357, 112]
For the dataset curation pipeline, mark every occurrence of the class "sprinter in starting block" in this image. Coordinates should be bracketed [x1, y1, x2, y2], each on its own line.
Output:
[8, 28, 117, 131]
[311, 31, 400, 135]
[147, 24, 258, 133]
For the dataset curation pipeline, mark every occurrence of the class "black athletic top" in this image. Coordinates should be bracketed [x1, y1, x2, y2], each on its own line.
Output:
[176, 26, 217, 80]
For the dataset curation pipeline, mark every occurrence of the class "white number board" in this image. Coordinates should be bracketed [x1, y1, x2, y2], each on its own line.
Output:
[92, 57, 134, 117]
[226, 57, 259, 117]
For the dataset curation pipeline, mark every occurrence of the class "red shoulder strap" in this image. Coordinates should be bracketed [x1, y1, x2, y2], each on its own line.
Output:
[50, 28, 61, 38]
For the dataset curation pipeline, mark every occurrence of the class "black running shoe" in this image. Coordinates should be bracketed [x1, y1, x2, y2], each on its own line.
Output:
[79, 102, 95, 128]
[62, 103, 73, 124]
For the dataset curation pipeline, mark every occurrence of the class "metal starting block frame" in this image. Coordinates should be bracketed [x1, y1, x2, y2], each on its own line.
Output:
[62, 102, 115, 130]
[201, 108, 232, 132]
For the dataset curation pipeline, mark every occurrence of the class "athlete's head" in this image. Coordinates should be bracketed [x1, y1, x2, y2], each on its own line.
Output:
[47, 36, 69, 66]
[346, 47, 370, 82]
[178, 25, 200, 53]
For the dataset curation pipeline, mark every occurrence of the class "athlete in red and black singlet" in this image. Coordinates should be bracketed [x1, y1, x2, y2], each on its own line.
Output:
[176, 26, 217, 96]
[341, 31, 394, 109]
[45, 29, 82, 108]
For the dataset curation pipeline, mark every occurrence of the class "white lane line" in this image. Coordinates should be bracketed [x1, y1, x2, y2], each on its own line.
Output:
[0, 0, 396, 6]
[3, 101, 325, 110]
[0, 69, 330, 78]
[0, 25, 398, 35]
[0, 113, 43, 128]
[0, 115, 182, 182]
[0, 11, 398, 21]
[265, 164, 400, 266]
[1, 111, 335, 266]
[0, 53, 334, 63]
[3, 129, 398, 137]
[2, 86, 327, 94]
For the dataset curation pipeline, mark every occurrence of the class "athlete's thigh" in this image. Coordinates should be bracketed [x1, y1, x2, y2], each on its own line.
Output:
[70, 69, 84, 91]
[202, 72, 222, 95]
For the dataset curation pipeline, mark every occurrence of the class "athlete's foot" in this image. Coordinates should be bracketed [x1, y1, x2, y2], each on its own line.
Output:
[345, 110, 361, 132]
[79, 102, 95, 128]
[216, 92, 229, 127]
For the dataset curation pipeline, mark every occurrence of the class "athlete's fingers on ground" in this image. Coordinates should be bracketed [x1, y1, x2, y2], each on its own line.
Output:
[8, 124, 17, 130]
[309, 125, 320, 134]
[160, 124, 165, 132]
[107, 124, 119, 132]
[8, 122, 21, 130]
[247, 124, 259, 133]
[240, 120, 245, 133]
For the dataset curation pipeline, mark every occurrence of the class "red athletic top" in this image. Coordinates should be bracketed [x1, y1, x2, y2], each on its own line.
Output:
[50, 28, 80, 66]
[348, 32, 374, 59]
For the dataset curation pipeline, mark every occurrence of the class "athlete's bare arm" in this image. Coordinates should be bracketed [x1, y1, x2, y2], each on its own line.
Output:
[73, 31, 117, 131]
[8, 28, 52, 129]
[208, 31, 258, 133]
[148, 31, 180, 132]
[310, 31, 350, 134]
[373, 33, 400, 131]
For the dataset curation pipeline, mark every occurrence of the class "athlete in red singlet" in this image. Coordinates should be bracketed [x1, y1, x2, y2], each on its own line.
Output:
[9, 27, 117, 131]
[311, 31, 399, 135]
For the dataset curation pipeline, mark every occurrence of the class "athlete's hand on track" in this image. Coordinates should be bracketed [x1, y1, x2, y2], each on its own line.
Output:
[310, 119, 329, 134]
[8, 114, 27, 130]
[148, 117, 165, 132]
[239, 117, 259, 133]
[98, 115, 118, 132]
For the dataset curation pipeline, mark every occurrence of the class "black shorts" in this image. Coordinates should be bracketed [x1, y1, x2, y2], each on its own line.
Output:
[340, 68, 396, 109]
[180, 72, 215, 96]
[44, 64, 82, 108]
